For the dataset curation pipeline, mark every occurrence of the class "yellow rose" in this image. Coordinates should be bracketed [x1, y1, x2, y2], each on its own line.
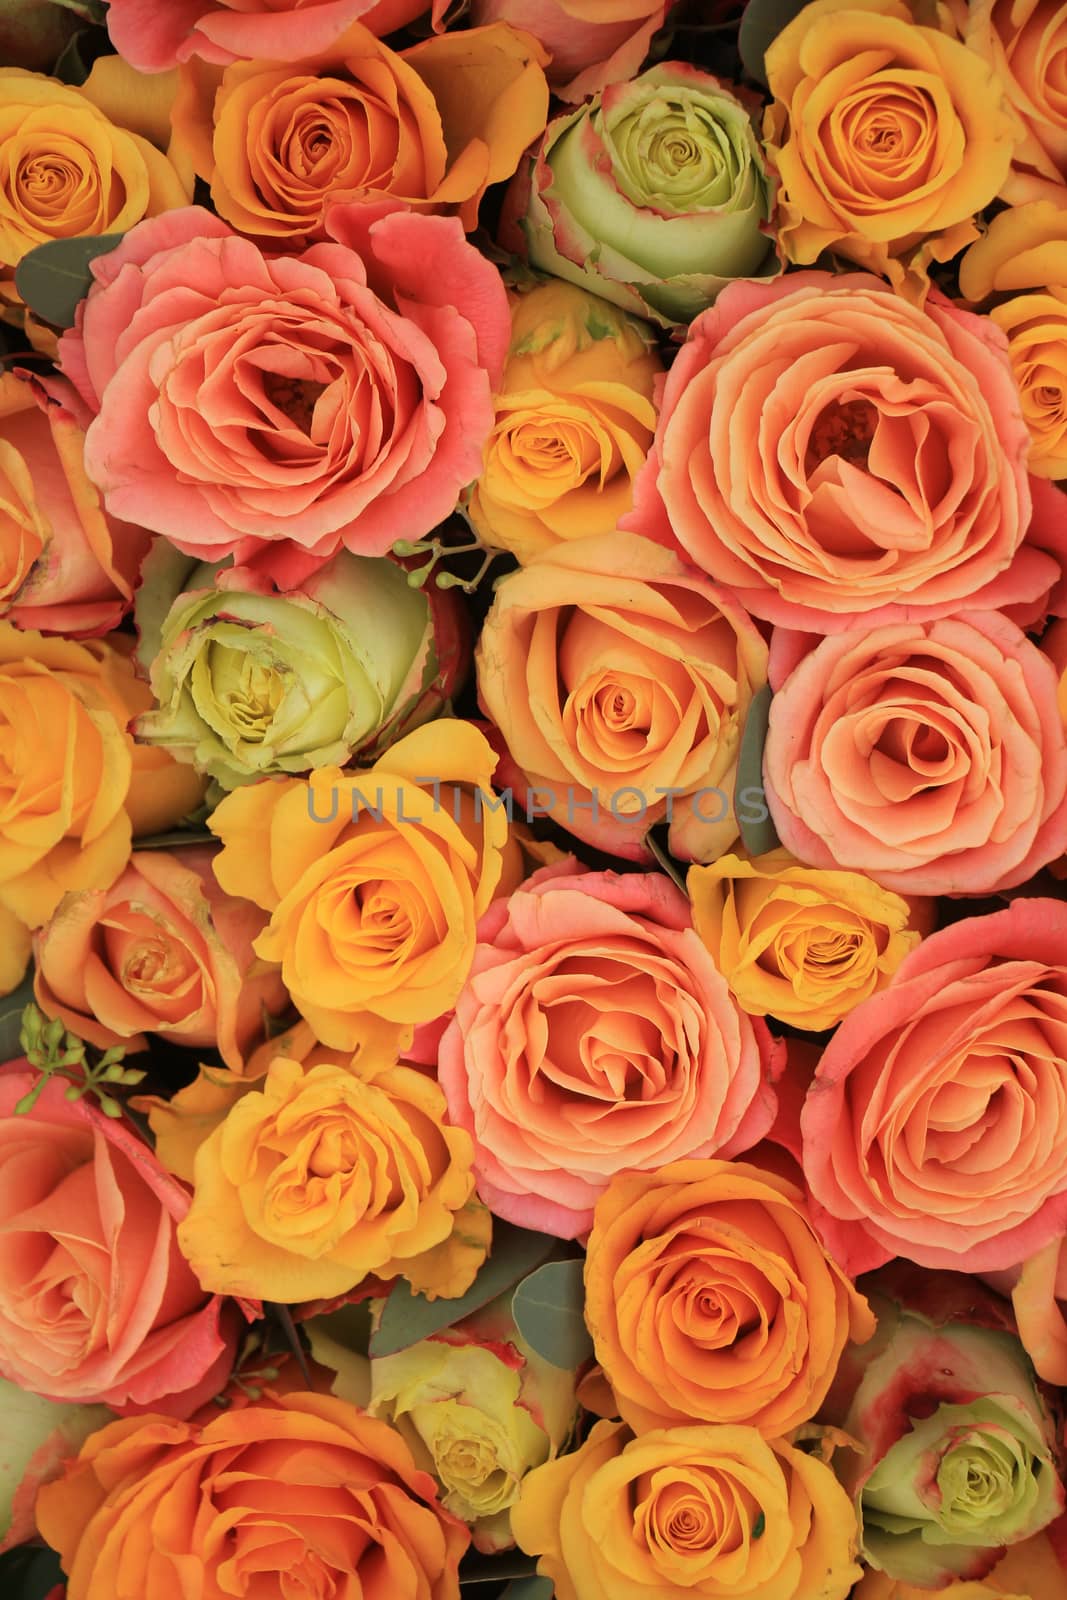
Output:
[688, 849, 927, 1031]
[512, 1418, 862, 1600]
[467, 280, 662, 563]
[763, 0, 1018, 293]
[178, 1053, 483, 1303]
[959, 199, 1067, 299]
[0, 903, 29, 995]
[958, 202, 1067, 478]
[989, 289, 1067, 476]
[0, 64, 190, 269]
[0, 624, 201, 928]
[171, 22, 548, 241]
[209, 721, 521, 1046]
[958, 0, 1067, 205]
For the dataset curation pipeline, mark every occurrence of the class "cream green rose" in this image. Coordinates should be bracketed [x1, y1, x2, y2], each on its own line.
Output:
[514, 61, 778, 327]
[134, 542, 466, 789]
[367, 1297, 578, 1552]
[0, 1376, 111, 1552]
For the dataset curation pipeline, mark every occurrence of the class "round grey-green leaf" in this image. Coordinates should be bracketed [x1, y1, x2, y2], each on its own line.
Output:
[14, 233, 125, 329]
[511, 1259, 593, 1370]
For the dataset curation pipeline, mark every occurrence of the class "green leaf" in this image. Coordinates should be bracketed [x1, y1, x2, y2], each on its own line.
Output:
[131, 828, 215, 852]
[0, 1543, 65, 1600]
[48, 0, 106, 19]
[644, 827, 689, 897]
[369, 1221, 557, 1358]
[738, 0, 813, 89]
[459, 1549, 540, 1585]
[14, 233, 124, 330]
[499, 1578, 553, 1600]
[735, 684, 779, 856]
[752, 1510, 766, 1539]
[511, 1259, 592, 1371]
[0, 972, 35, 1065]
[52, 26, 106, 85]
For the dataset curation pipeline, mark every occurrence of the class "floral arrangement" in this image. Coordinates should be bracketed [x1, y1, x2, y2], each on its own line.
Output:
[1, 0, 1067, 1597]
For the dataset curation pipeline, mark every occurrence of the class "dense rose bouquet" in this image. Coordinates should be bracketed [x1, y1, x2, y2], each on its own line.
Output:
[1, 1, 1067, 1598]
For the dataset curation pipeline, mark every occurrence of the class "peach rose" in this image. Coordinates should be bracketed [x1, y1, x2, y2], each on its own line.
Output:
[513, 1418, 862, 1600]
[476, 531, 768, 862]
[469, 0, 673, 102]
[802, 899, 1067, 1275]
[688, 850, 928, 1032]
[209, 721, 521, 1047]
[0, 370, 150, 637]
[170, 22, 548, 241]
[32, 846, 288, 1072]
[0, 625, 203, 928]
[763, 613, 1067, 895]
[958, 0, 1067, 205]
[36, 1393, 469, 1600]
[438, 863, 781, 1238]
[0, 1065, 238, 1416]
[58, 202, 509, 579]
[584, 1159, 875, 1436]
[626, 272, 1041, 632]
[105, 0, 440, 71]
[763, 0, 1017, 292]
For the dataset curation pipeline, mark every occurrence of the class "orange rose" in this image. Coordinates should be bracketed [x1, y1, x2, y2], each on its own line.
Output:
[178, 1053, 483, 1302]
[171, 22, 548, 240]
[584, 1159, 875, 1436]
[35, 1393, 469, 1600]
[0, 624, 202, 928]
[0, 370, 151, 637]
[209, 721, 520, 1046]
[959, 0, 1067, 204]
[32, 846, 288, 1072]
[763, 0, 1017, 292]
[476, 531, 768, 863]
[513, 1418, 862, 1600]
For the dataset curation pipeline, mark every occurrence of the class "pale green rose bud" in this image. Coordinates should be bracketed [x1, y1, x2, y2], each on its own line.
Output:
[838, 1297, 1064, 1589]
[367, 1296, 578, 1552]
[0, 1376, 111, 1552]
[509, 61, 779, 328]
[133, 540, 468, 789]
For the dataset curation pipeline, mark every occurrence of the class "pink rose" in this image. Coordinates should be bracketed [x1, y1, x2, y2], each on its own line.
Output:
[438, 860, 782, 1238]
[59, 204, 509, 582]
[0, 370, 149, 638]
[469, 0, 673, 101]
[764, 612, 1067, 895]
[105, 0, 435, 71]
[801, 899, 1067, 1275]
[626, 272, 1047, 632]
[0, 1065, 239, 1414]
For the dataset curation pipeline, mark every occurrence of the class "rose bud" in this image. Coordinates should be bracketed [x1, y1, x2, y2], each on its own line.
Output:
[507, 62, 777, 328]
[134, 544, 468, 788]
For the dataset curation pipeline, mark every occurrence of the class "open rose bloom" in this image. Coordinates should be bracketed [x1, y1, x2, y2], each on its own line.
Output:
[9, 0, 1067, 1596]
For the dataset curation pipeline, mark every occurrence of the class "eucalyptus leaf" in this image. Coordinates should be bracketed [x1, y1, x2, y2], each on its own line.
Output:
[0, 972, 35, 1064]
[14, 233, 124, 329]
[52, 26, 107, 85]
[499, 1578, 553, 1600]
[738, 0, 813, 88]
[735, 684, 779, 856]
[511, 1259, 592, 1371]
[370, 1221, 557, 1358]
